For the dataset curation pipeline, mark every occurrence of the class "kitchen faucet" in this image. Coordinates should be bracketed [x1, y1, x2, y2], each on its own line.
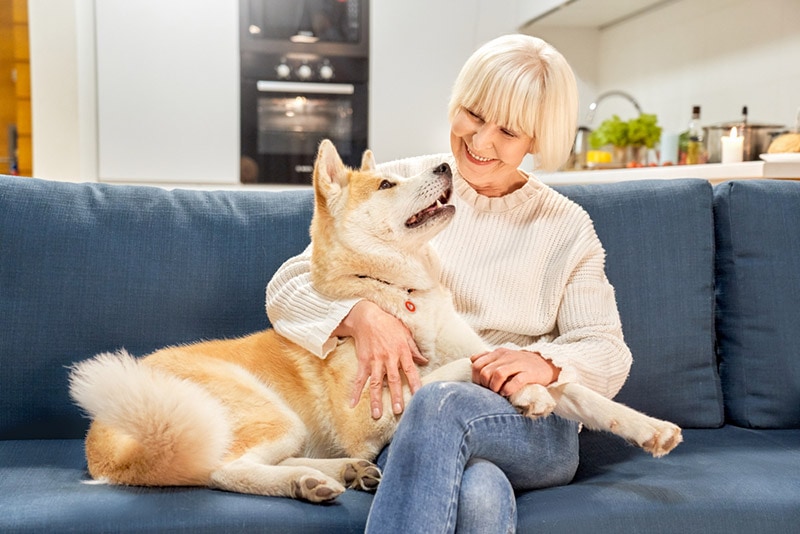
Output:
[585, 90, 642, 124]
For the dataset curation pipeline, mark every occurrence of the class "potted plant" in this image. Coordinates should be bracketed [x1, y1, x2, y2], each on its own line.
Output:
[588, 113, 662, 168]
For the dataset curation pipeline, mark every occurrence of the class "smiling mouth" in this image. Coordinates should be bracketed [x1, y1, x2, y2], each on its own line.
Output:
[405, 187, 454, 228]
[466, 145, 494, 163]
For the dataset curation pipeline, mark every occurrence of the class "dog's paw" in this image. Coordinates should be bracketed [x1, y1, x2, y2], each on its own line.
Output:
[342, 459, 382, 491]
[292, 475, 345, 503]
[638, 420, 683, 458]
[509, 384, 556, 419]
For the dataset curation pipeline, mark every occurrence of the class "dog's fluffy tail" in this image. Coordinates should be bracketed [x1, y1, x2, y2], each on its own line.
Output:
[68, 350, 231, 486]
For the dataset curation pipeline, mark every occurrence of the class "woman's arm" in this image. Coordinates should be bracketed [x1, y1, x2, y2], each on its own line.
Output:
[266, 246, 427, 418]
[473, 268, 632, 400]
[266, 245, 359, 357]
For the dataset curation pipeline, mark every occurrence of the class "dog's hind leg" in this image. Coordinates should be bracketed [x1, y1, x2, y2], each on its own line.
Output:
[211, 452, 347, 502]
[547, 383, 683, 458]
[279, 457, 382, 491]
[209, 419, 349, 501]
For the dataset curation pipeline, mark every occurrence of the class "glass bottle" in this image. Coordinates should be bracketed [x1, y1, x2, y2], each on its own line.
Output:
[685, 106, 707, 165]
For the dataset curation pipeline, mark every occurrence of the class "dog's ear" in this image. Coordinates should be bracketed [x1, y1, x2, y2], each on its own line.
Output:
[314, 140, 349, 198]
[360, 150, 376, 171]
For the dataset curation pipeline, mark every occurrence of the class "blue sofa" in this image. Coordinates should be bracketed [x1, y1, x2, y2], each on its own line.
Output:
[1, 174, 798, 533]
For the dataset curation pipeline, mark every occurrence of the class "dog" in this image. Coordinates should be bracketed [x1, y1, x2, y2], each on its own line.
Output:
[69, 140, 681, 503]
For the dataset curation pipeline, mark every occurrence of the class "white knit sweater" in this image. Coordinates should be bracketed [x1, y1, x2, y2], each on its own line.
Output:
[266, 154, 632, 399]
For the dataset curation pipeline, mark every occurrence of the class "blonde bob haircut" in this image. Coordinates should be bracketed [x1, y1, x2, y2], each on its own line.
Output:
[448, 34, 578, 172]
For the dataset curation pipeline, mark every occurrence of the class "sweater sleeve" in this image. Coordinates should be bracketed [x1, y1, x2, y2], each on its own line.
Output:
[522, 245, 632, 400]
[265, 244, 360, 358]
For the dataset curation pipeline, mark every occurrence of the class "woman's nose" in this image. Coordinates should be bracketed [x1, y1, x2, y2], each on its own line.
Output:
[472, 124, 494, 150]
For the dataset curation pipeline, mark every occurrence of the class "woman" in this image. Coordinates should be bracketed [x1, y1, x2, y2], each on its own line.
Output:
[267, 34, 632, 533]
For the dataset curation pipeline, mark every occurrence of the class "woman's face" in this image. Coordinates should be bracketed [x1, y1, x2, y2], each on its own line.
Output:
[450, 106, 533, 196]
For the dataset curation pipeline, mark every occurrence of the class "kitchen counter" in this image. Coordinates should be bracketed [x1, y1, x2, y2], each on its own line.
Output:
[97, 160, 800, 191]
[538, 160, 800, 186]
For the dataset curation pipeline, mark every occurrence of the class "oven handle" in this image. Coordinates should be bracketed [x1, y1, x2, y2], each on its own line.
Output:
[256, 81, 355, 95]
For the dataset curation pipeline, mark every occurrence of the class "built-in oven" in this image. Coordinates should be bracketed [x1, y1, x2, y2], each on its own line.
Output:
[239, 0, 369, 184]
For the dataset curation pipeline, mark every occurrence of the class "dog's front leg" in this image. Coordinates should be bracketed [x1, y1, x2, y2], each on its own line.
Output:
[547, 383, 683, 457]
[420, 357, 472, 385]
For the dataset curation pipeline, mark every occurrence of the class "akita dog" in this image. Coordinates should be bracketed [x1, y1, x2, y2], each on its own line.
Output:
[69, 140, 681, 503]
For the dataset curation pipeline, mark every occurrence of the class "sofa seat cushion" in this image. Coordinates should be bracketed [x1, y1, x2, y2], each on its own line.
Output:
[3, 428, 797, 533]
[714, 180, 800, 428]
[557, 180, 722, 428]
[0, 439, 372, 533]
[518, 426, 800, 533]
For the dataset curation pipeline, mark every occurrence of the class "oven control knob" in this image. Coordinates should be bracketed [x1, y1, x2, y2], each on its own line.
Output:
[297, 64, 312, 80]
[319, 64, 334, 80]
[276, 63, 291, 79]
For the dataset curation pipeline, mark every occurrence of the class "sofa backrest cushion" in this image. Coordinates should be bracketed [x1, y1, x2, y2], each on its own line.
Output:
[0, 176, 314, 439]
[557, 179, 723, 428]
[714, 180, 800, 429]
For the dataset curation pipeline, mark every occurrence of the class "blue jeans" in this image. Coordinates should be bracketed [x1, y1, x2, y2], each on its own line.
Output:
[365, 382, 579, 534]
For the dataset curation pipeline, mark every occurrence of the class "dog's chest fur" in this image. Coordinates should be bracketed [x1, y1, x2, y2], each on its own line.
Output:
[356, 276, 487, 372]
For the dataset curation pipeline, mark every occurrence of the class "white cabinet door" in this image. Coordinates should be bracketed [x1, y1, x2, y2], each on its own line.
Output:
[96, 0, 239, 183]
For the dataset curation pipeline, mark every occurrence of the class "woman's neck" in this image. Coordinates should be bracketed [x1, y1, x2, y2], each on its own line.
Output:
[463, 169, 528, 197]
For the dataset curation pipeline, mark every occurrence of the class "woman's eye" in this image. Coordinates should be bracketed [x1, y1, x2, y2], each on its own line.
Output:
[465, 108, 482, 120]
[379, 179, 395, 190]
[501, 128, 517, 138]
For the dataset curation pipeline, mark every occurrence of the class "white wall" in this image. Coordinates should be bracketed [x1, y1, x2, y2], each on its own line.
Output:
[532, 0, 800, 134]
[28, 0, 800, 182]
[368, 0, 525, 162]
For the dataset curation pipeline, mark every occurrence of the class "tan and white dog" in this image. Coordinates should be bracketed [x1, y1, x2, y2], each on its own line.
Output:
[69, 140, 681, 503]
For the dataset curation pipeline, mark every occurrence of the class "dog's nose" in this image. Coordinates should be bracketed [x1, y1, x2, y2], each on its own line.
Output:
[433, 163, 451, 177]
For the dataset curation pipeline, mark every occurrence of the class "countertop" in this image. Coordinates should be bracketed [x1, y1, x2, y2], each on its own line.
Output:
[537, 159, 800, 186]
[99, 159, 800, 191]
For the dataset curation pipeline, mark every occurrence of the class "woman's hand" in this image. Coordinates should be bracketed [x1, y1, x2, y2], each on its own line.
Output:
[334, 300, 428, 420]
[471, 348, 560, 397]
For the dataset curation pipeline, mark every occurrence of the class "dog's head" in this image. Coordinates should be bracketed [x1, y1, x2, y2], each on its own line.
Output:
[311, 139, 454, 254]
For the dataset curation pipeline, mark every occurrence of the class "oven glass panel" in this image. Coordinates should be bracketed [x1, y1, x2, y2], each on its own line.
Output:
[257, 95, 353, 157]
[246, 0, 361, 44]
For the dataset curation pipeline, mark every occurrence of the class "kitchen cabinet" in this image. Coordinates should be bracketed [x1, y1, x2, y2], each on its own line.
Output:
[95, 0, 239, 183]
[520, 0, 674, 29]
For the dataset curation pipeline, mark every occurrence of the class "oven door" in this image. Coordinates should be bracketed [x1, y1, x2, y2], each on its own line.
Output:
[240, 80, 367, 184]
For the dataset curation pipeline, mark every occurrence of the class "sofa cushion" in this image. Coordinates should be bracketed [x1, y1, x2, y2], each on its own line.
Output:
[4, 428, 798, 533]
[714, 180, 800, 428]
[518, 426, 800, 533]
[556, 179, 723, 428]
[0, 439, 372, 533]
[0, 176, 314, 439]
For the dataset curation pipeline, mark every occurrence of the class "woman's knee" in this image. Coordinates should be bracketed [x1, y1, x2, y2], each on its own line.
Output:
[457, 459, 516, 534]
[405, 381, 512, 423]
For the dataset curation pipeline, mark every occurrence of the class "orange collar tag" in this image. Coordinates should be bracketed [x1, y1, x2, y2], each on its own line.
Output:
[405, 300, 416, 313]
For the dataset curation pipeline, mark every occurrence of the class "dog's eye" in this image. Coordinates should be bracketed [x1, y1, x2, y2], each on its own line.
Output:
[378, 180, 395, 190]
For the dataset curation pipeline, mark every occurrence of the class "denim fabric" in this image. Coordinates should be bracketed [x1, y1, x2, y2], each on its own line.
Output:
[366, 383, 579, 534]
[0, 175, 314, 439]
[556, 179, 723, 428]
[456, 459, 516, 534]
[714, 180, 800, 428]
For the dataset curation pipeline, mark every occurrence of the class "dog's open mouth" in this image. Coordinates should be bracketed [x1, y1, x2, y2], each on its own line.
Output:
[405, 187, 453, 228]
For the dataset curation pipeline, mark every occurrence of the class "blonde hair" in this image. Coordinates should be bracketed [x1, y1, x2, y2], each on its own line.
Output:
[448, 34, 578, 172]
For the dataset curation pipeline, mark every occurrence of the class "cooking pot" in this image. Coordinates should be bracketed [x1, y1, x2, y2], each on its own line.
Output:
[704, 122, 783, 163]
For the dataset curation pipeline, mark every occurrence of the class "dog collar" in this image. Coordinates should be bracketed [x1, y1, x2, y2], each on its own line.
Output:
[356, 275, 417, 313]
